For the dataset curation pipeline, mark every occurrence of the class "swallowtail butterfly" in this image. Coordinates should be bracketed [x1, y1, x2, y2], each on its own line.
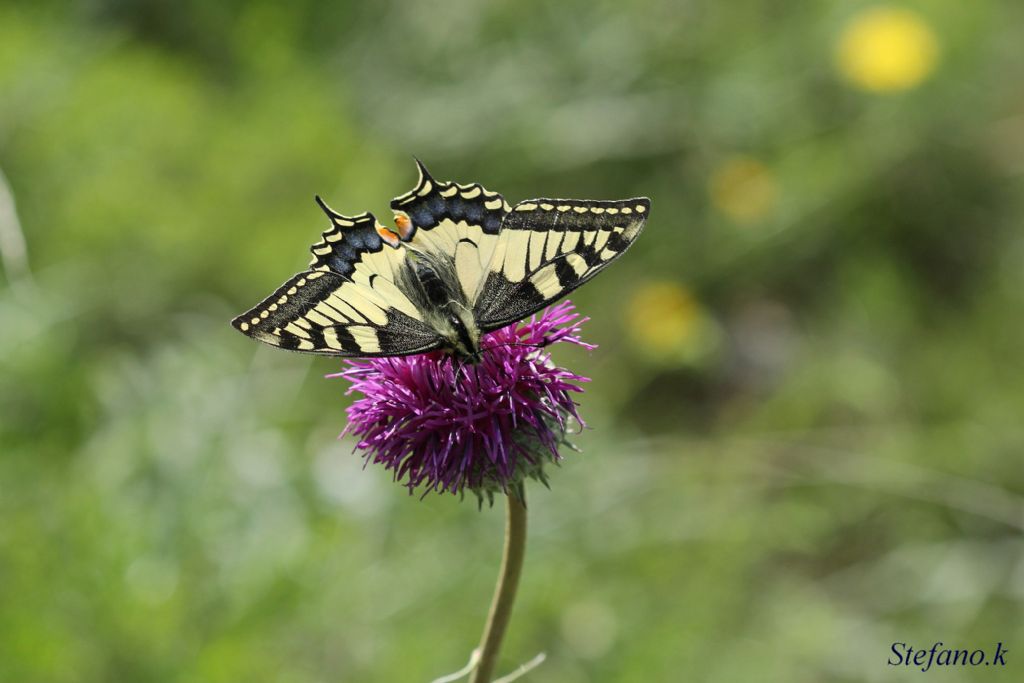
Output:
[231, 161, 649, 360]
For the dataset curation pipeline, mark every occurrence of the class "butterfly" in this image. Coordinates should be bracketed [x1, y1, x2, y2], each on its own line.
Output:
[231, 161, 650, 361]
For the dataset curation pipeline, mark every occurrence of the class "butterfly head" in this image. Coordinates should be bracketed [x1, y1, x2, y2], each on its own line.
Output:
[438, 309, 482, 362]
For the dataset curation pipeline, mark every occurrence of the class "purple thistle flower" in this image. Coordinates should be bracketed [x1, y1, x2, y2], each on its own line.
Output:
[329, 300, 594, 500]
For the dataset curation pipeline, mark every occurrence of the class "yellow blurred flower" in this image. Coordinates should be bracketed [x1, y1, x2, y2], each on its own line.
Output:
[836, 7, 939, 93]
[709, 157, 777, 224]
[627, 281, 702, 359]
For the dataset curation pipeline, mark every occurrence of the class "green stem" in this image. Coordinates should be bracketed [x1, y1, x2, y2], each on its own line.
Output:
[470, 491, 528, 683]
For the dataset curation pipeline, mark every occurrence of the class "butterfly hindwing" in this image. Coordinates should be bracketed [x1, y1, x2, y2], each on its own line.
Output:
[232, 202, 444, 356]
[390, 161, 510, 301]
[473, 197, 650, 331]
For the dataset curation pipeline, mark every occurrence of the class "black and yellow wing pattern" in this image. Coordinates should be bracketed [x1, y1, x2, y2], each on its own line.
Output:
[473, 197, 650, 331]
[232, 161, 649, 357]
[230, 202, 442, 356]
[390, 160, 510, 301]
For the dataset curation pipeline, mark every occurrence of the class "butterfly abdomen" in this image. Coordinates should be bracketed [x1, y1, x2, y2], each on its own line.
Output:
[414, 260, 451, 309]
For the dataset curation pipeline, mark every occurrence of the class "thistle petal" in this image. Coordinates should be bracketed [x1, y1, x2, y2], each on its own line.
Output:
[335, 301, 592, 498]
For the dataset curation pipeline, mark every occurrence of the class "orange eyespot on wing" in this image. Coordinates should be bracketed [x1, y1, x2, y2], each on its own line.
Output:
[377, 226, 401, 247]
[394, 213, 413, 240]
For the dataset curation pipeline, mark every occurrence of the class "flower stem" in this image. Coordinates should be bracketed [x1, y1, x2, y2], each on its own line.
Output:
[470, 491, 528, 683]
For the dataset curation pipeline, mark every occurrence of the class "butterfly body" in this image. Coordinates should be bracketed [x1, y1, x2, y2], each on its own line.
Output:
[232, 161, 649, 360]
[397, 248, 482, 359]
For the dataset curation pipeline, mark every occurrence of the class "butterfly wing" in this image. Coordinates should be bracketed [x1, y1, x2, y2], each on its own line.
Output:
[473, 197, 650, 332]
[390, 160, 510, 301]
[231, 204, 442, 356]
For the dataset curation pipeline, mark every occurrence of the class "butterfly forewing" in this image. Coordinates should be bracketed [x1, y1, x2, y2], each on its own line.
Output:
[473, 197, 650, 332]
[232, 204, 444, 356]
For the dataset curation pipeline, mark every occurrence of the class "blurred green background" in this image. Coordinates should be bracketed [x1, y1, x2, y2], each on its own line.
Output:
[2, 1, 1022, 681]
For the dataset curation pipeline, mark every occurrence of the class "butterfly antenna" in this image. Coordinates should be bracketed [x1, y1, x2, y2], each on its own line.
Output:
[479, 340, 549, 355]
[452, 353, 478, 384]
